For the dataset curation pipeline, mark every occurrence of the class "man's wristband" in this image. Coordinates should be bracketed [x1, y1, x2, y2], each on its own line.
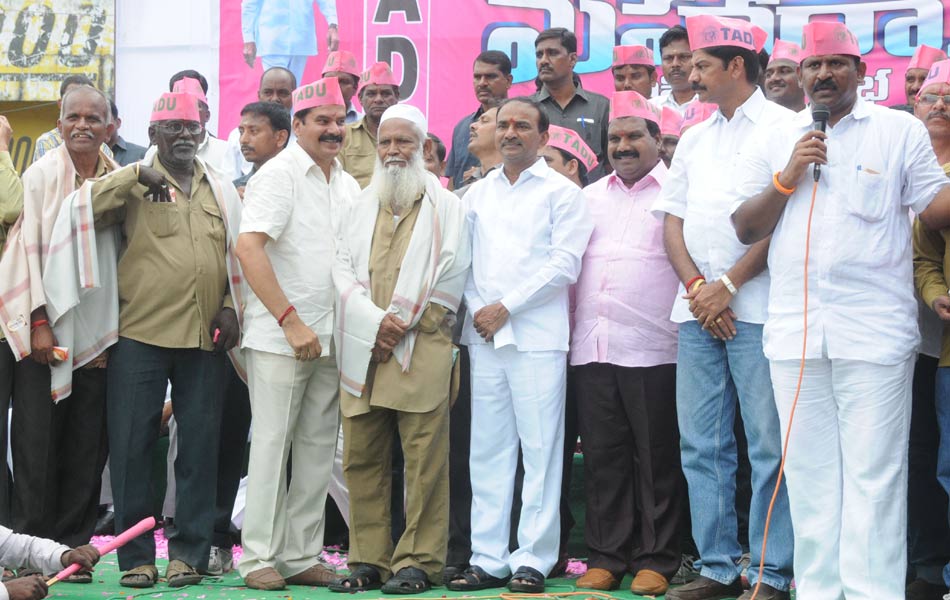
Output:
[773, 171, 796, 196]
[720, 274, 738, 296]
[30, 319, 49, 331]
[685, 275, 706, 293]
[277, 305, 296, 327]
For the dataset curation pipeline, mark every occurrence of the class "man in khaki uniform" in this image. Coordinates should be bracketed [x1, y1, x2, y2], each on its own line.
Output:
[331, 104, 470, 594]
[338, 62, 399, 187]
[90, 92, 243, 589]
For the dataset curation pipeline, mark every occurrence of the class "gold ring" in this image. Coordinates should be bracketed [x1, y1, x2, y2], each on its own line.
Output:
[715, 317, 723, 323]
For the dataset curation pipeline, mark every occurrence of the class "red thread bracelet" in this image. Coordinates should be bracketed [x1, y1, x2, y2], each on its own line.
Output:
[685, 275, 706, 292]
[277, 305, 296, 327]
[30, 319, 49, 331]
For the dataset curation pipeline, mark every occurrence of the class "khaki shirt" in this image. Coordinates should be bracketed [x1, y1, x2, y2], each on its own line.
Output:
[0, 151, 22, 261]
[91, 158, 231, 351]
[341, 196, 453, 416]
[339, 118, 377, 189]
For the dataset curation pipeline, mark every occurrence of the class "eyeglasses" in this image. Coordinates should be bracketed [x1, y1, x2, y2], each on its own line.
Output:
[919, 94, 950, 106]
[156, 121, 203, 135]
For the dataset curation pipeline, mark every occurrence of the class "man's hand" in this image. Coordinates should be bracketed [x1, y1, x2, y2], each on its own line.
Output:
[30, 323, 60, 365]
[705, 308, 738, 341]
[85, 351, 108, 369]
[375, 313, 408, 352]
[243, 42, 257, 67]
[684, 281, 736, 336]
[4, 575, 48, 600]
[160, 401, 173, 435]
[0, 115, 13, 153]
[282, 311, 321, 361]
[209, 307, 240, 353]
[933, 296, 950, 321]
[327, 25, 339, 51]
[61, 545, 100, 570]
[473, 302, 509, 342]
[371, 346, 392, 363]
[779, 130, 827, 189]
[137, 166, 171, 203]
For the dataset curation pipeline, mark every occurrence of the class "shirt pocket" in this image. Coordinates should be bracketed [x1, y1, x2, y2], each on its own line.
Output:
[143, 202, 179, 238]
[847, 170, 888, 223]
[201, 200, 226, 243]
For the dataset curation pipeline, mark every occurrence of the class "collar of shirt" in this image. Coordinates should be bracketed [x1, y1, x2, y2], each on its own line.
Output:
[287, 141, 343, 182]
[487, 156, 549, 187]
[74, 155, 111, 187]
[792, 94, 871, 129]
[353, 116, 377, 141]
[536, 84, 594, 107]
[653, 91, 697, 111]
[113, 136, 128, 152]
[607, 160, 667, 194]
[710, 87, 770, 126]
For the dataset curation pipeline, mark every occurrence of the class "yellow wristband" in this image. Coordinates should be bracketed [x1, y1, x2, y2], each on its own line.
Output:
[773, 171, 796, 196]
[689, 279, 706, 293]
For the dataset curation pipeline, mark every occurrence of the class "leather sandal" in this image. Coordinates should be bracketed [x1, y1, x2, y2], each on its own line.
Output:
[166, 559, 203, 587]
[329, 565, 382, 593]
[446, 565, 510, 591]
[381, 567, 431, 595]
[119, 564, 158, 589]
[508, 565, 545, 593]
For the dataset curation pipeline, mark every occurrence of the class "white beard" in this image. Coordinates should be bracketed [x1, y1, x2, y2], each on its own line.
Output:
[371, 151, 427, 215]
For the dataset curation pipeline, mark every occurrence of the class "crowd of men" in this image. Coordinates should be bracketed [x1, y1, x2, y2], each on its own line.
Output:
[1, 14, 950, 600]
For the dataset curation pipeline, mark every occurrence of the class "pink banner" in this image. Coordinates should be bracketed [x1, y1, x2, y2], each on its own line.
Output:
[220, 0, 949, 147]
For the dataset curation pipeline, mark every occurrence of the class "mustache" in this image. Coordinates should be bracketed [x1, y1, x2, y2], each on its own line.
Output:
[691, 83, 707, 92]
[319, 134, 343, 143]
[812, 79, 837, 93]
[172, 141, 195, 150]
[240, 145, 255, 153]
[927, 111, 950, 121]
[612, 150, 639, 160]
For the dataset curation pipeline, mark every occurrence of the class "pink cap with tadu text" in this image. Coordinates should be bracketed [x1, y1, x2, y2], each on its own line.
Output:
[612, 45, 654, 68]
[150, 92, 200, 123]
[908, 45, 948, 71]
[545, 125, 598, 173]
[918, 59, 950, 98]
[171, 77, 208, 105]
[660, 107, 683, 138]
[680, 100, 718, 134]
[292, 77, 345, 115]
[609, 90, 660, 126]
[358, 62, 399, 92]
[769, 40, 804, 65]
[686, 15, 768, 53]
[323, 50, 361, 78]
[800, 21, 861, 60]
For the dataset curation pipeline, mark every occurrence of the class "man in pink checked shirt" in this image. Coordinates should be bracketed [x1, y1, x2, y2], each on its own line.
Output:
[571, 91, 683, 597]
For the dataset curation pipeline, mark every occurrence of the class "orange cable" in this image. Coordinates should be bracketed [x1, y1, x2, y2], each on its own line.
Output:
[749, 180, 819, 600]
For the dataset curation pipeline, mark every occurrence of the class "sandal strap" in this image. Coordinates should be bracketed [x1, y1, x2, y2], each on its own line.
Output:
[512, 566, 544, 583]
[462, 565, 493, 584]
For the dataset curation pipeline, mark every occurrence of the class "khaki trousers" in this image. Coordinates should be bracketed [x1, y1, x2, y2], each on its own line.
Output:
[343, 401, 449, 583]
[238, 350, 340, 578]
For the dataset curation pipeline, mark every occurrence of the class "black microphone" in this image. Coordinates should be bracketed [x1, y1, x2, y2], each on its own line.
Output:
[811, 103, 830, 182]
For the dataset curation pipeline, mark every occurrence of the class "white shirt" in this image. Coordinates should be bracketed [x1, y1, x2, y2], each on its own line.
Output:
[650, 91, 697, 114]
[240, 142, 360, 357]
[0, 526, 69, 599]
[461, 158, 593, 352]
[733, 98, 947, 365]
[653, 88, 794, 324]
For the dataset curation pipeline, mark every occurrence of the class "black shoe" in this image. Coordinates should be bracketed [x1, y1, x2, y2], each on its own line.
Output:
[737, 583, 790, 600]
[666, 575, 744, 600]
[906, 578, 948, 600]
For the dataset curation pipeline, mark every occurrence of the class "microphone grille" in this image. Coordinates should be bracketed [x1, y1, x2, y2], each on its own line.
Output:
[811, 103, 830, 121]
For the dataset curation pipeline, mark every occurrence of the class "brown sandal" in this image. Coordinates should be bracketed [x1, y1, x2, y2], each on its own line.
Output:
[119, 564, 158, 588]
[166, 559, 203, 587]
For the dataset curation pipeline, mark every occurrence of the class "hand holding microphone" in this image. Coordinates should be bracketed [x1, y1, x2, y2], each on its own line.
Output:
[778, 104, 830, 190]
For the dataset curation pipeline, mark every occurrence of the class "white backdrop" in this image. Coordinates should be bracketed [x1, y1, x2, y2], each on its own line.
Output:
[115, 0, 222, 146]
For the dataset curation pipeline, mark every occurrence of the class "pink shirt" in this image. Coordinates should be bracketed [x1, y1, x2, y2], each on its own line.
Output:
[570, 162, 679, 368]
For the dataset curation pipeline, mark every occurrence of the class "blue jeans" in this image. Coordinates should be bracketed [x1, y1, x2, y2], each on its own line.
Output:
[676, 320, 793, 590]
[932, 367, 950, 586]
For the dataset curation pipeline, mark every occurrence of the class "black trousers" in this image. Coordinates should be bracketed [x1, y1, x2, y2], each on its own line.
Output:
[212, 360, 251, 548]
[11, 356, 108, 548]
[0, 340, 13, 526]
[447, 347, 472, 567]
[908, 354, 950, 584]
[107, 337, 225, 570]
[575, 362, 684, 579]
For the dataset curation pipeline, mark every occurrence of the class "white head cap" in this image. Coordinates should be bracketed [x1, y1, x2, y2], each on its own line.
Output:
[379, 103, 428, 138]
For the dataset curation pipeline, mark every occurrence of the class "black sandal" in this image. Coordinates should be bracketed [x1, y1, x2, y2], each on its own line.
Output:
[329, 565, 382, 593]
[446, 565, 510, 591]
[381, 567, 430, 595]
[508, 566, 545, 593]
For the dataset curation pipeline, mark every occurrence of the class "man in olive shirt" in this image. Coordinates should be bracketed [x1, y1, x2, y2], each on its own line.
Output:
[0, 114, 22, 528]
[339, 62, 399, 187]
[91, 92, 242, 589]
[332, 104, 470, 593]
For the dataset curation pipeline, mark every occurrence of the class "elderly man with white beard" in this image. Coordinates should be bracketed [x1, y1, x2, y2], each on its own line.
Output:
[331, 104, 471, 595]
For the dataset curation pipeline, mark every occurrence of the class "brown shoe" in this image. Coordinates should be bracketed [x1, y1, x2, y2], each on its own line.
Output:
[245, 567, 286, 591]
[631, 569, 669, 595]
[665, 575, 743, 600]
[286, 563, 337, 587]
[576, 567, 620, 591]
[736, 583, 790, 600]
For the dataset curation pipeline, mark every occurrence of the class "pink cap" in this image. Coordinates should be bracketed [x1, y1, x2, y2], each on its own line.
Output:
[171, 77, 208, 105]
[292, 77, 345, 115]
[769, 39, 804, 65]
[545, 125, 598, 173]
[660, 107, 683, 137]
[686, 15, 768, 53]
[801, 21, 860, 60]
[908, 44, 948, 71]
[323, 50, 361, 78]
[680, 100, 718, 134]
[918, 59, 950, 97]
[150, 92, 200, 123]
[612, 45, 654, 68]
[609, 90, 660, 126]
[358, 62, 399, 92]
